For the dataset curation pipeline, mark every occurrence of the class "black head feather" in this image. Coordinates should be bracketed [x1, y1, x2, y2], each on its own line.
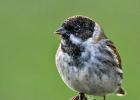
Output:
[61, 16, 95, 40]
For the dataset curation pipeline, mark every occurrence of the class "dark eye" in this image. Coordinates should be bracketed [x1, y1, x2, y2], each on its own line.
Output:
[74, 25, 80, 32]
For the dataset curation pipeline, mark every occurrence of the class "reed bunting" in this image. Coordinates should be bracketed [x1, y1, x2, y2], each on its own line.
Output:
[55, 16, 125, 100]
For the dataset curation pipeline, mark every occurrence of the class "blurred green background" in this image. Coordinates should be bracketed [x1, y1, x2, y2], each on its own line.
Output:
[0, 0, 140, 100]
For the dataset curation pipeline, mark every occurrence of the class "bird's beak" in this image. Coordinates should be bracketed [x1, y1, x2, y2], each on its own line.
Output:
[54, 27, 66, 35]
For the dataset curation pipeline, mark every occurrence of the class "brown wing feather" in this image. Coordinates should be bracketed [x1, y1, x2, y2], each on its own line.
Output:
[105, 40, 122, 69]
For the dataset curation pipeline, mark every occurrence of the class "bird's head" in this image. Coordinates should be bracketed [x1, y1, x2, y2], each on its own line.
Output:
[55, 16, 105, 45]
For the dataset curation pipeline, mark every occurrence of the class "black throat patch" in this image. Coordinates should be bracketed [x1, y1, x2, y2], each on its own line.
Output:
[61, 41, 84, 59]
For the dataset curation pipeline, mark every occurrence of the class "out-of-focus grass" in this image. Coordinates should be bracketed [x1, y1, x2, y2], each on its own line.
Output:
[0, 0, 140, 100]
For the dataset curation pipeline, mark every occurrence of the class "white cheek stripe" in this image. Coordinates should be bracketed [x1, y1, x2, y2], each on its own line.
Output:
[93, 23, 101, 37]
[70, 34, 82, 45]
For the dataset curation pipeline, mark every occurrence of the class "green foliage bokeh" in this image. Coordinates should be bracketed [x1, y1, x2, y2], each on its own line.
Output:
[0, 0, 140, 100]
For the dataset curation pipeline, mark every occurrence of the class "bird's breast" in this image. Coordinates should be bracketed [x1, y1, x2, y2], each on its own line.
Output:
[55, 43, 121, 96]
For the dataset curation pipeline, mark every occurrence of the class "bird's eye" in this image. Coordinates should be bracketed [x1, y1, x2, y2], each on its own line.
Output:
[74, 25, 80, 32]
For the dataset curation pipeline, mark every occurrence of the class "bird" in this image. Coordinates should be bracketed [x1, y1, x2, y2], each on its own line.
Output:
[55, 15, 125, 100]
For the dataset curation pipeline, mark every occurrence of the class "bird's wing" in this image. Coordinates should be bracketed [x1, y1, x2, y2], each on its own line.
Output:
[104, 39, 122, 69]
[98, 39, 122, 69]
